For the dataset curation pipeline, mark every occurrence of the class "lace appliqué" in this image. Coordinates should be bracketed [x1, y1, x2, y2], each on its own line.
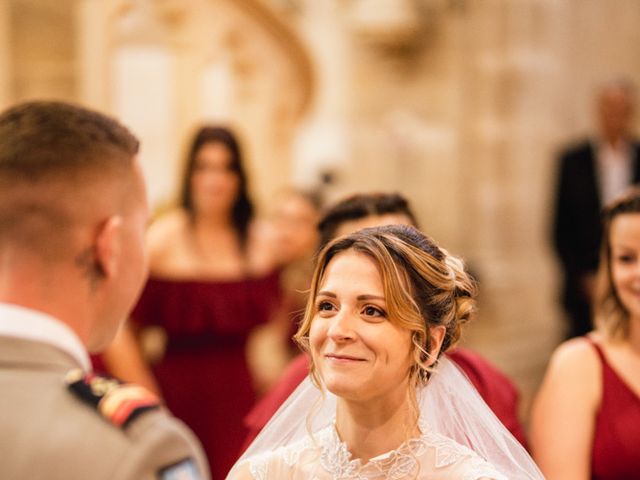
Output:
[246, 424, 506, 480]
[423, 429, 479, 468]
[248, 457, 267, 480]
[318, 424, 504, 480]
[422, 429, 506, 480]
[460, 456, 508, 480]
[319, 426, 425, 480]
[247, 434, 316, 480]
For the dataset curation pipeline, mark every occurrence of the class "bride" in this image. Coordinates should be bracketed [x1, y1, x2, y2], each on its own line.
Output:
[228, 225, 542, 479]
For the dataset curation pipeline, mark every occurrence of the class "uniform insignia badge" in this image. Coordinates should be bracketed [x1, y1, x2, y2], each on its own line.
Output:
[66, 369, 160, 428]
[158, 458, 202, 480]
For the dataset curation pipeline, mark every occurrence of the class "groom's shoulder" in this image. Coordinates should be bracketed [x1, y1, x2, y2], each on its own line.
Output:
[0, 366, 210, 480]
[121, 406, 210, 479]
[64, 370, 210, 480]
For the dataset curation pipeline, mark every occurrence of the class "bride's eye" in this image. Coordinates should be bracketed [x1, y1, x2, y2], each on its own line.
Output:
[363, 305, 385, 318]
[316, 301, 335, 312]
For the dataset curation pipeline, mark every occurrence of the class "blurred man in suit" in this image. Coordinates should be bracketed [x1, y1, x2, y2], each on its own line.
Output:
[0, 101, 209, 479]
[553, 79, 640, 338]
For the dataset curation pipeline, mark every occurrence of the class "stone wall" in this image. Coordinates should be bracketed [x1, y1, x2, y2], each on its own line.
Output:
[4, 0, 640, 417]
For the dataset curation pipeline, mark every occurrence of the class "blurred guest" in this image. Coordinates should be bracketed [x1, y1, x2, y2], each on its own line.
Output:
[0, 101, 209, 479]
[552, 79, 640, 338]
[532, 187, 640, 480]
[122, 126, 280, 480]
[247, 188, 322, 393]
[242, 192, 527, 451]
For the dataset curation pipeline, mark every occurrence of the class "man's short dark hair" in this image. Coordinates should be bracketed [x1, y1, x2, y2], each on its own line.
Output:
[0, 101, 140, 258]
[317, 192, 418, 248]
[0, 100, 139, 181]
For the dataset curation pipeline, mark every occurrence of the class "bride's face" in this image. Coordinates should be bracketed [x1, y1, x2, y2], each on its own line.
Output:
[309, 250, 414, 402]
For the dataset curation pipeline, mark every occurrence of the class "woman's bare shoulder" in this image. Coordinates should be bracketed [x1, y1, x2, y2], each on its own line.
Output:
[245, 219, 279, 276]
[146, 209, 189, 253]
[548, 336, 600, 372]
[539, 335, 602, 402]
[145, 209, 193, 275]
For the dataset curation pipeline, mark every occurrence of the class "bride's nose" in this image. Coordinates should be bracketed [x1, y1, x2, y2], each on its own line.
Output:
[327, 310, 356, 342]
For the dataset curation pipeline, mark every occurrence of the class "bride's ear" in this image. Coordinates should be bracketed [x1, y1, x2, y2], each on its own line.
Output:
[426, 325, 446, 366]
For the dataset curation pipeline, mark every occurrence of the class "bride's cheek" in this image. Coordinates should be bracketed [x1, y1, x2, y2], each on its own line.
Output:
[309, 316, 325, 338]
[308, 321, 324, 354]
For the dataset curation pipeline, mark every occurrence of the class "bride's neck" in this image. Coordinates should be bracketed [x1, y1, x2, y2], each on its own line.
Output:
[335, 391, 419, 462]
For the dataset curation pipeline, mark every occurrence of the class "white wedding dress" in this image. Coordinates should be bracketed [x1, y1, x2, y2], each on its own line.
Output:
[233, 422, 506, 480]
[228, 357, 543, 480]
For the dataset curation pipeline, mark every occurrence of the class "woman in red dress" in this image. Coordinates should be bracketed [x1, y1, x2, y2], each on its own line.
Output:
[532, 187, 640, 479]
[129, 126, 280, 480]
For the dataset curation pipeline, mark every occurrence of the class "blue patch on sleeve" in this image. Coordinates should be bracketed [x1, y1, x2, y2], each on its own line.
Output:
[158, 458, 201, 480]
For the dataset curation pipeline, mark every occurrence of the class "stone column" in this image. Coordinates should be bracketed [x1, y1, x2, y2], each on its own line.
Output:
[290, 1, 351, 197]
[76, 0, 112, 110]
[455, 0, 568, 407]
[0, 1, 11, 109]
[0, 2, 13, 109]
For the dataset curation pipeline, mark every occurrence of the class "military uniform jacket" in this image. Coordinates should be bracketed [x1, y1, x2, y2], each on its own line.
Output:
[0, 330, 210, 480]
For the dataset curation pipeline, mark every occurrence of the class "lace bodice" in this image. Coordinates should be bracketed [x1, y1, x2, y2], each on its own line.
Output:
[236, 425, 506, 480]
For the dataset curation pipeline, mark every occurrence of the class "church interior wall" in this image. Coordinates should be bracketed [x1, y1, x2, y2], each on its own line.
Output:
[4, 0, 640, 417]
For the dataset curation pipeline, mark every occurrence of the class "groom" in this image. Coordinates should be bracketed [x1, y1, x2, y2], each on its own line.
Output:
[0, 101, 209, 479]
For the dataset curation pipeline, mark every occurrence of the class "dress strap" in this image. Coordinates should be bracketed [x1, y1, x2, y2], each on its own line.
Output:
[584, 335, 606, 365]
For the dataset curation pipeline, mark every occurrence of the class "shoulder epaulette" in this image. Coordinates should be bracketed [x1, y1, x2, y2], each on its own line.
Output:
[66, 369, 160, 429]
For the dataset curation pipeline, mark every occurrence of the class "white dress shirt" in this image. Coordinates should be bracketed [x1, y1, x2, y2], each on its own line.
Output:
[596, 140, 634, 205]
[0, 302, 91, 372]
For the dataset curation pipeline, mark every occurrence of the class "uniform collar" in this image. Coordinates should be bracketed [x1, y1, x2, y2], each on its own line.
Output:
[0, 302, 92, 372]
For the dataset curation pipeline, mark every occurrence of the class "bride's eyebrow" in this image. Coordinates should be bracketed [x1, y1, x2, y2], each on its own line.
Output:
[356, 295, 385, 301]
[316, 291, 337, 298]
[317, 290, 338, 298]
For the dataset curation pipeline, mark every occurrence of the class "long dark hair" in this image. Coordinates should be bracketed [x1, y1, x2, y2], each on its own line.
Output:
[179, 126, 254, 247]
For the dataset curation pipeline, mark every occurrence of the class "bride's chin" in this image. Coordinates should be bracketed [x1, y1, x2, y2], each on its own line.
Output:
[323, 379, 363, 400]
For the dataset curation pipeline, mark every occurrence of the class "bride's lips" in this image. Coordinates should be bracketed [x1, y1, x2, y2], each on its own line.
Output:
[324, 353, 366, 363]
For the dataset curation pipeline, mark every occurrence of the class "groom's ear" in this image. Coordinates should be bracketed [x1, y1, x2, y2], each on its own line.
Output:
[94, 215, 123, 279]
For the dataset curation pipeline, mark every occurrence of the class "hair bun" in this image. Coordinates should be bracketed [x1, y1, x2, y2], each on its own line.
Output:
[441, 253, 477, 351]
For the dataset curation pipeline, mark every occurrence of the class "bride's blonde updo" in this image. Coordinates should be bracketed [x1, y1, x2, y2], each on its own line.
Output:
[294, 224, 477, 388]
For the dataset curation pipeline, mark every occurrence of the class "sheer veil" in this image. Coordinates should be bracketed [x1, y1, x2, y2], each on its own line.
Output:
[229, 355, 544, 479]
[420, 357, 543, 479]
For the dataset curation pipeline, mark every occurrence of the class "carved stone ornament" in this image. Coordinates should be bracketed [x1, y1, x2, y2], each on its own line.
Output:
[114, 0, 183, 43]
[348, 0, 424, 49]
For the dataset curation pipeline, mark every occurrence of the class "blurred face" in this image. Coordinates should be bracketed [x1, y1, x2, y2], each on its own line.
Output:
[309, 250, 413, 403]
[599, 87, 634, 143]
[334, 213, 414, 238]
[272, 193, 319, 264]
[610, 213, 640, 322]
[190, 142, 239, 216]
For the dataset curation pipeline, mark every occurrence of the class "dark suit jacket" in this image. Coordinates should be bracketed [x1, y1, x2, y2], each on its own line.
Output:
[552, 139, 640, 304]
